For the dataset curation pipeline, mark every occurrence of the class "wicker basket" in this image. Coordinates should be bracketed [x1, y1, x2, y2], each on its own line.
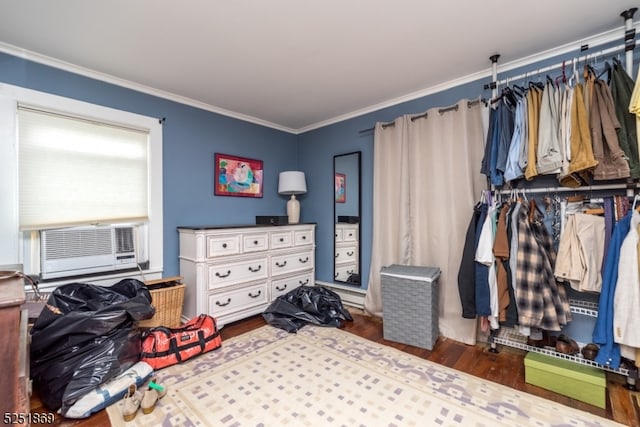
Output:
[139, 276, 186, 328]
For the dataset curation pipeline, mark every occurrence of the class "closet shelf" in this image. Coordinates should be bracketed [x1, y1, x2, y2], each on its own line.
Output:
[493, 326, 630, 377]
[568, 299, 599, 317]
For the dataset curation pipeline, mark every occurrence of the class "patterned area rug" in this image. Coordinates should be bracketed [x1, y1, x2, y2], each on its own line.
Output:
[107, 325, 622, 426]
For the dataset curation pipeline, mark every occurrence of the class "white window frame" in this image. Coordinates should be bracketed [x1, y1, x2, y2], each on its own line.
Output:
[0, 83, 163, 286]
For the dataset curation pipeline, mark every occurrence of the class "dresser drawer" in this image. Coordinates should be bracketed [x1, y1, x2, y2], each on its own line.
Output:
[294, 228, 314, 246]
[271, 249, 314, 277]
[242, 232, 269, 253]
[271, 230, 293, 249]
[207, 256, 269, 289]
[335, 245, 357, 264]
[206, 234, 241, 258]
[271, 272, 313, 299]
[208, 283, 269, 316]
[341, 228, 358, 242]
[335, 264, 358, 281]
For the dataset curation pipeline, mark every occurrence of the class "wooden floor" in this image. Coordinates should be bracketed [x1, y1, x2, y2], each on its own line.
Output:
[31, 311, 640, 426]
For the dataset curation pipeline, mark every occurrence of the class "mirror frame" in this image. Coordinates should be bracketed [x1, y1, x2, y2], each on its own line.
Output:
[333, 151, 361, 286]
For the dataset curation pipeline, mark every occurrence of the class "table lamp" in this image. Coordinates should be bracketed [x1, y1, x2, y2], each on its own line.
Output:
[278, 171, 307, 224]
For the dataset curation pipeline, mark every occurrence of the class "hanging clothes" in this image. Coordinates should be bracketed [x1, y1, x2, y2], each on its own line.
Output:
[610, 61, 640, 178]
[515, 199, 571, 331]
[554, 212, 605, 292]
[457, 203, 483, 319]
[613, 209, 640, 348]
[504, 96, 525, 182]
[524, 87, 542, 180]
[493, 202, 511, 323]
[537, 81, 563, 174]
[558, 84, 574, 181]
[591, 79, 630, 180]
[558, 83, 598, 187]
[593, 210, 631, 370]
[476, 200, 499, 329]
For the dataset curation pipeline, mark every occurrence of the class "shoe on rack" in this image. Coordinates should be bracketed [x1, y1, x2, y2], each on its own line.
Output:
[527, 331, 557, 348]
[121, 383, 144, 422]
[555, 334, 580, 355]
[581, 343, 599, 360]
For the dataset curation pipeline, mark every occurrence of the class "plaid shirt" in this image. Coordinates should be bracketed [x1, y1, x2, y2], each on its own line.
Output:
[515, 200, 571, 330]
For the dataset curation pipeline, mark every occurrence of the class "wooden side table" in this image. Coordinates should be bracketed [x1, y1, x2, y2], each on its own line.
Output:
[0, 274, 29, 425]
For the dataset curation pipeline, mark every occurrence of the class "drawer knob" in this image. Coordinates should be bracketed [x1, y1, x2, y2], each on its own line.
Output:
[248, 290, 262, 298]
[254, 240, 259, 245]
[222, 243, 227, 248]
[276, 284, 287, 292]
[299, 257, 309, 263]
[216, 298, 231, 307]
[215, 270, 231, 278]
[347, 251, 354, 256]
[279, 237, 284, 242]
[302, 236, 306, 240]
[275, 260, 287, 268]
[299, 279, 309, 285]
[248, 265, 262, 273]
[335, 253, 339, 258]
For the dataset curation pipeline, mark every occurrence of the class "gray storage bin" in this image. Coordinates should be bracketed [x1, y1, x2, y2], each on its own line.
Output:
[380, 264, 441, 350]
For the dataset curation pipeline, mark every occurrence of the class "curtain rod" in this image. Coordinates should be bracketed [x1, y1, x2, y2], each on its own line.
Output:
[358, 98, 485, 135]
[490, 43, 629, 89]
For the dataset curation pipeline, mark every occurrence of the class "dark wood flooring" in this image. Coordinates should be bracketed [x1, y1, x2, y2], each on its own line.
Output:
[30, 311, 640, 426]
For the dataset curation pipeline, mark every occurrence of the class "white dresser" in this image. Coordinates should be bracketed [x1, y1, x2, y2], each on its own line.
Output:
[334, 222, 358, 282]
[178, 223, 315, 326]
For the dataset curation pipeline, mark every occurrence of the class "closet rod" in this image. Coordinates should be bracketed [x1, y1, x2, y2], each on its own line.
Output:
[495, 182, 637, 195]
[493, 43, 629, 88]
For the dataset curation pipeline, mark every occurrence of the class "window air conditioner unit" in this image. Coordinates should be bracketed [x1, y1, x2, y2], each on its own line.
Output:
[40, 225, 139, 279]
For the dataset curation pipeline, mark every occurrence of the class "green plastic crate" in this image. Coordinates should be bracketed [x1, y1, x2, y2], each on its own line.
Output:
[524, 352, 606, 409]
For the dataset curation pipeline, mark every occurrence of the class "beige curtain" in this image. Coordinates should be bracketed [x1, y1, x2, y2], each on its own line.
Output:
[364, 99, 486, 345]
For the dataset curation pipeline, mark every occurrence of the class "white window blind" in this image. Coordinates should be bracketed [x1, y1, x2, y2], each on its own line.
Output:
[18, 106, 149, 230]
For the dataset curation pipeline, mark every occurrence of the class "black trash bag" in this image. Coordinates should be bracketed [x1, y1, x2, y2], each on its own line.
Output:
[262, 285, 353, 333]
[30, 278, 155, 411]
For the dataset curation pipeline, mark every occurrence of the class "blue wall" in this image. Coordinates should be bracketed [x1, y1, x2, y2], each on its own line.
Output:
[0, 52, 298, 277]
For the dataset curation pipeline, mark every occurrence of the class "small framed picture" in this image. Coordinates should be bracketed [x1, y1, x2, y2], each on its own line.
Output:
[335, 173, 346, 203]
[215, 153, 263, 198]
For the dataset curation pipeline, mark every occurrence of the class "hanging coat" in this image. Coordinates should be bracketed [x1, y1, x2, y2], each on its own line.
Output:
[613, 210, 640, 348]
[591, 80, 630, 180]
[593, 211, 631, 369]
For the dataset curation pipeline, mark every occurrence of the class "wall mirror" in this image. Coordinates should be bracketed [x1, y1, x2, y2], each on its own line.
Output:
[334, 151, 361, 286]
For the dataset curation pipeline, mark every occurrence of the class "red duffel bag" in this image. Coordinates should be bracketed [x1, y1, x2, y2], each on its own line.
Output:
[140, 314, 222, 370]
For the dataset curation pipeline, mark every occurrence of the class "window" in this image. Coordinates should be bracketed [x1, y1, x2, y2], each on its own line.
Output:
[18, 106, 149, 229]
[0, 84, 163, 280]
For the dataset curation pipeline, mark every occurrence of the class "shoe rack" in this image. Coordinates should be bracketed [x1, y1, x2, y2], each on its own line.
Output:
[489, 299, 639, 390]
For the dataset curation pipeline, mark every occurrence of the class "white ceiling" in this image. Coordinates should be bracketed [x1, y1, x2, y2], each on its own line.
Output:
[0, 1, 637, 133]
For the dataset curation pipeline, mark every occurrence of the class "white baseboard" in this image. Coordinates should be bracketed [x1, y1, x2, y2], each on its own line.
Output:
[315, 280, 366, 310]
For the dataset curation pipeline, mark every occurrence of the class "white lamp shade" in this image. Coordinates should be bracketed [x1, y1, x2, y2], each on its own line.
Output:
[278, 171, 307, 195]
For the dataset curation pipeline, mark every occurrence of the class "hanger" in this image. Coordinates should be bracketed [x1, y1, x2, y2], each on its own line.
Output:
[632, 194, 640, 211]
[596, 61, 611, 83]
[555, 60, 567, 87]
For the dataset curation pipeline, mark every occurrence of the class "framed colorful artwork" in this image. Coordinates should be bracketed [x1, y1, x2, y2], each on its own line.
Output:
[335, 173, 346, 203]
[214, 153, 264, 198]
